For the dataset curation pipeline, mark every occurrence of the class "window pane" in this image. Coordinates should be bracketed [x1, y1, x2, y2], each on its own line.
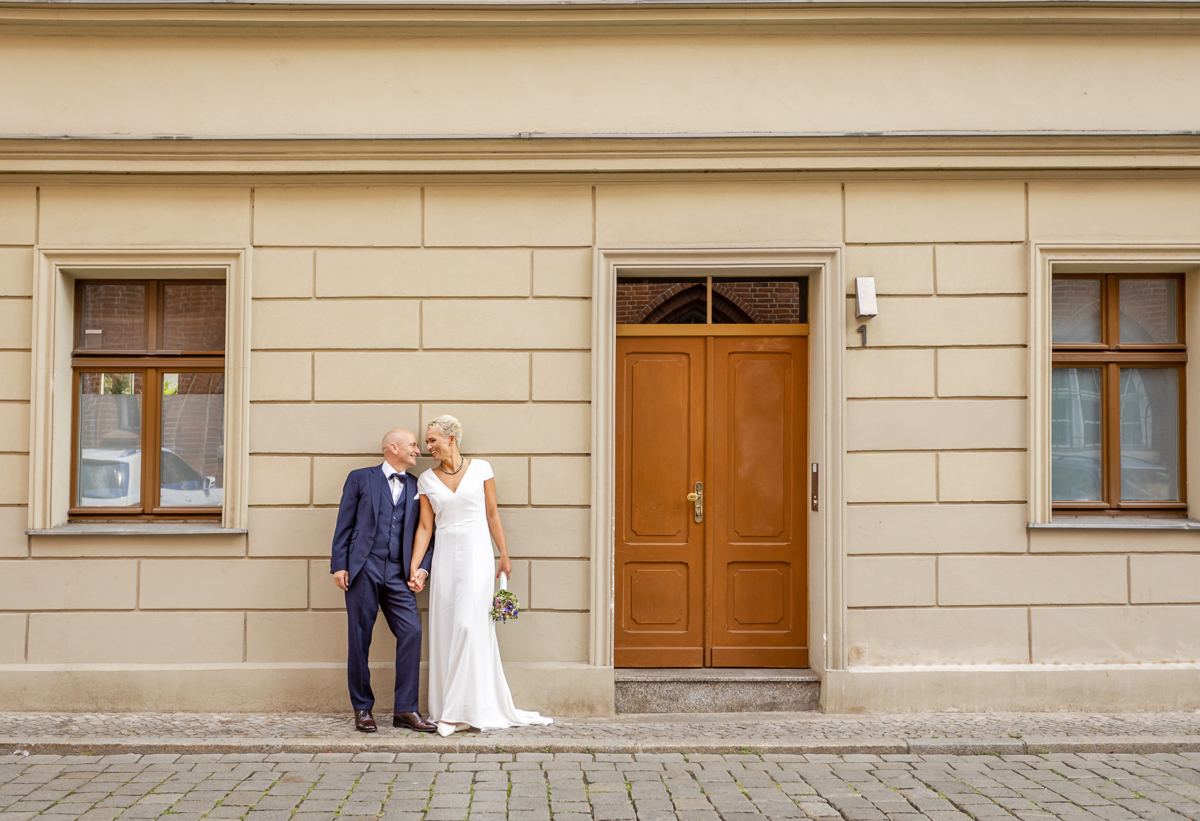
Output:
[78, 283, 147, 351]
[1051, 367, 1103, 502]
[1120, 367, 1180, 502]
[161, 282, 226, 351]
[1120, 278, 1179, 344]
[1052, 278, 1102, 344]
[616, 278, 707, 324]
[77, 372, 143, 507]
[160, 373, 224, 508]
[711, 279, 807, 324]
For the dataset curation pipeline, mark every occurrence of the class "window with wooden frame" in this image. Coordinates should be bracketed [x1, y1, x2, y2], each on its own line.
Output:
[1051, 273, 1186, 514]
[71, 280, 226, 520]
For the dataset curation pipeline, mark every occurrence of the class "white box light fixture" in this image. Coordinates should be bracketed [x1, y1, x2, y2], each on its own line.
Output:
[855, 277, 878, 318]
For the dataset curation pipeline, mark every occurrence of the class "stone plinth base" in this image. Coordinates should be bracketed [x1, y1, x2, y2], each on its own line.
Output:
[0, 662, 616, 717]
[614, 668, 821, 713]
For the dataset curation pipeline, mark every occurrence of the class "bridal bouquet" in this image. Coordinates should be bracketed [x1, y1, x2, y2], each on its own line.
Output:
[491, 573, 520, 624]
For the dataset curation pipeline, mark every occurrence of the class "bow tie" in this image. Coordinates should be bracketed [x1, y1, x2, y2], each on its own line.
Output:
[388, 474, 402, 481]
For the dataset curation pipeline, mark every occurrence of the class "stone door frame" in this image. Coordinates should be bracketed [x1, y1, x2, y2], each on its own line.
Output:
[590, 246, 847, 679]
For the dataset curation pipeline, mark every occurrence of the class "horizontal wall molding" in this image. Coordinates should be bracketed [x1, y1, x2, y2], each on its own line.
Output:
[4, 1, 1200, 36]
[9, 133, 1200, 174]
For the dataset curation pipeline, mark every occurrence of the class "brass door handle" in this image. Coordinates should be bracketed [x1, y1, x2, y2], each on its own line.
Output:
[686, 481, 703, 523]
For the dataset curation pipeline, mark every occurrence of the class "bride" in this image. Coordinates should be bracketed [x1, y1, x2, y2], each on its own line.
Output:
[408, 414, 553, 736]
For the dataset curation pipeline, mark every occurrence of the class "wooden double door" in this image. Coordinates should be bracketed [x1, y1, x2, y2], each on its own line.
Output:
[615, 334, 808, 668]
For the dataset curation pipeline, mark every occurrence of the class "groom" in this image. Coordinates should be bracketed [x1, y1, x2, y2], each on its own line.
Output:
[330, 429, 436, 733]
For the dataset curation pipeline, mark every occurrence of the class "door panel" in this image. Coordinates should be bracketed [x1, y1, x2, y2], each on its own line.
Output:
[615, 337, 706, 667]
[710, 336, 808, 668]
[730, 357, 788, 539]
[615, 333, 808, 669]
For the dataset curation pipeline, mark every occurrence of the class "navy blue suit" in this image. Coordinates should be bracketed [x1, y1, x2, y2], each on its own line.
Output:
[331, 465, 433, 712]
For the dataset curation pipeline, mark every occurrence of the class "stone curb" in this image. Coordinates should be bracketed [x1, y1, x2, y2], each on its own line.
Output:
[2, 735, 1199, 757]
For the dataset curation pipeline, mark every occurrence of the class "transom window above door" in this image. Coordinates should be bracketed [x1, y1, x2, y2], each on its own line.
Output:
[1051, 273, 1186, 514]
[72, 280, 226, 520]
[616, 276, 808, 333]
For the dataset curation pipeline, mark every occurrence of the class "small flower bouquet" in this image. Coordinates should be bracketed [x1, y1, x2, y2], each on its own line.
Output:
[491, 573, 520, 624]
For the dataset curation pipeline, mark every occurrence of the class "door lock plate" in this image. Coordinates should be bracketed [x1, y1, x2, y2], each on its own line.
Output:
[686, 481, 703, 523]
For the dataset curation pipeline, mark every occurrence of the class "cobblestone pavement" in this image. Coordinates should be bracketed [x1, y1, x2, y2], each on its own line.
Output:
[4, 750, 1200, 821]
[1, 714, 1199, 743]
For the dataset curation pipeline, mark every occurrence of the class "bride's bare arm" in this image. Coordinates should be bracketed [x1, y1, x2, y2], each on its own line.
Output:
[484, 478, 513, 580]
[409, 496, 436, 591]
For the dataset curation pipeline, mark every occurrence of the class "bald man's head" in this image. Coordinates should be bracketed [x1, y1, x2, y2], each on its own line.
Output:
[382, 429, 420, 470]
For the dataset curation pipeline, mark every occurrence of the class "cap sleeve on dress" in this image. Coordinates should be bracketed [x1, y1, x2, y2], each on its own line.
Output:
[475, 459, 494, 482]
[417, 469, 435, 494]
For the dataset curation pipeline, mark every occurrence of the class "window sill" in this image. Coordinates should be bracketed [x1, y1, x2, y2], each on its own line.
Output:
[1030, 517, 1200, 531]
[27, 523, 247, 537]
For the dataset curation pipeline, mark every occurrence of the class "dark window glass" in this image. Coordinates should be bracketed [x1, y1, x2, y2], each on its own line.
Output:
[161, 282, 226, 351]
[615, 278, 707, 324]
[712, 278, 806, 324]
[78, 283, 147, 351]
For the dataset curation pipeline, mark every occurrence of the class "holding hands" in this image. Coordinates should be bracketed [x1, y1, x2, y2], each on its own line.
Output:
[408, 568, 428, 593]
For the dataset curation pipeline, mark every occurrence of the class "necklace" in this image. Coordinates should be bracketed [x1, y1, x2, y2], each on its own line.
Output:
[437, 455, 466, 475]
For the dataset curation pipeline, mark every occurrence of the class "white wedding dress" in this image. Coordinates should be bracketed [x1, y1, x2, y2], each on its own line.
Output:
[418, 459, 553, 731]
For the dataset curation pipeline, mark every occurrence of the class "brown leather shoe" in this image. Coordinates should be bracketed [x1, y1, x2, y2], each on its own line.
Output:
[355, 709, 377, 733]
[394, 711, 437, 732]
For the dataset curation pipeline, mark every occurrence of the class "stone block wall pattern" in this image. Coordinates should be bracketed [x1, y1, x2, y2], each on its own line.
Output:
[2, 170, 1200, 713]
[840, 179, 1200, 683]
[1, 181, 598, 715]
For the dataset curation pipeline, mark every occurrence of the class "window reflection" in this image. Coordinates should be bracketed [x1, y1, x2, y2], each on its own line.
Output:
[1052, 278, 1102, 344]
[1119, 279, 1179, 345]
[161, 282, 227, 351]
[77, 372, 144, 507]
[78, 283, 147, 351]
[1051, 367, 1103, 502]
[160, 373, 225, 508]
[1120, 368, 1180, 501]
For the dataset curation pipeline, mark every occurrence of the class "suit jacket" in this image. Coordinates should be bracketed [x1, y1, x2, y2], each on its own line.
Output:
[331, 466, 433, 585]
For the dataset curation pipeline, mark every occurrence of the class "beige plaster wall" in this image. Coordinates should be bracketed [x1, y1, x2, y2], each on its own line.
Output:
[5, 33, 1200, 136]
[0, 182, 599, 713]
[0, 189, 33, 569]
[843, 180, 1200, 688]
[4, 175, 1200, 712]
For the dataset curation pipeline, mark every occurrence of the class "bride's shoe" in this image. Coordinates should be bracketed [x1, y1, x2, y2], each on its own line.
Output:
[455, 722, 471, 732]
[436, 721, 456, 737]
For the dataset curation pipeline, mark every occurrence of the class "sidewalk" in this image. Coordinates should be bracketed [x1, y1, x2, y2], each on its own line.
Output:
[3, 712, 1199, 756]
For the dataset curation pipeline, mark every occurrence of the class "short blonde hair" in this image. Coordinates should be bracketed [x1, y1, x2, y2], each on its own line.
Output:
[426, 414, 463, 447]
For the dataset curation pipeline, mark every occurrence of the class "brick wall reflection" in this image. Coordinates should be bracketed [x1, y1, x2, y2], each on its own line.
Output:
[161, 374, 225, 486]
[80, 284, 146, 350]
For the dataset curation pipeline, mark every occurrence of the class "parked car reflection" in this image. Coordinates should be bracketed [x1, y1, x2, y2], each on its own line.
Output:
[78, 448, 222, 507]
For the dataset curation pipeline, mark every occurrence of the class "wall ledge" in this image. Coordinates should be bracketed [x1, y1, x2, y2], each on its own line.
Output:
[1030, 518, 1200, 531]
[26, 523, 247, 537]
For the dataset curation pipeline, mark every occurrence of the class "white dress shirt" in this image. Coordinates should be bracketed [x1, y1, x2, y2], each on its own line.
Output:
[381, 462, 415, 506]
